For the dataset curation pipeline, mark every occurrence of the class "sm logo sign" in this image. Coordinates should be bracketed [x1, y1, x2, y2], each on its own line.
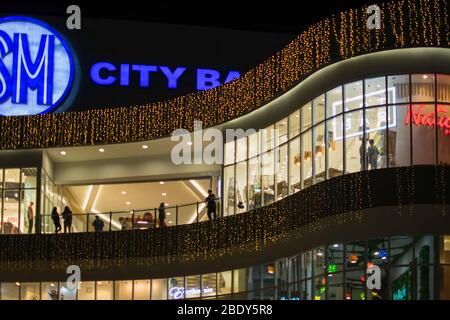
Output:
[0, 16, 74, 116]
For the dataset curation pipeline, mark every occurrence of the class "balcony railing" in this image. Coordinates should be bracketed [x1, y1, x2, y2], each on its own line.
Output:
[39, 199, 222, 234]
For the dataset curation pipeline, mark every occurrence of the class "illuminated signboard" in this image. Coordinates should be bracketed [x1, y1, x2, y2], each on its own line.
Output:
[332, 87, 397, 140]
[0, 16, 74, 116]
[90, 62, 240, 91]
[169, 286, 215, 299]
[406, 104, 450, 135]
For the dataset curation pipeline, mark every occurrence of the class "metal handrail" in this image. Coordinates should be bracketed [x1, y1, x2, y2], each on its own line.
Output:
[37, 198, 222, 234]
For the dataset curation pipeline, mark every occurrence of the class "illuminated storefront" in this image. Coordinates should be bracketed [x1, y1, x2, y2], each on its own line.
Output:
[223, 74, 450, 215]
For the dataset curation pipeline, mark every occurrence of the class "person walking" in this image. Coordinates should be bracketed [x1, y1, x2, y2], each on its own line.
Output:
[27, 201, 34, 234]
[205, 189, 217, 220]
[367, 139, 379, 170]
[158, 202, 166, 227]
[51, 207, 62, 234]
[92, 215, 104, 232]
[61, 206, 73, 233]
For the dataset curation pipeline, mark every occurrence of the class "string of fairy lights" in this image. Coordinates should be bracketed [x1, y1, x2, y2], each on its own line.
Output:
[0, 0, 447, 150]
[0, 165, 447, 272]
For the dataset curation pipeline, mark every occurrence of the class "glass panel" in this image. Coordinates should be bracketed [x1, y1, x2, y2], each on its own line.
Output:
[218, 271, 232, 296]
[151, 279, 167, 300]
[262, 125, 274, 152]
[235, 161, 247, 213]
[344, 81, 363, 111]
[261, 151, 274, 206]
[411, 104, 436, 165]
[233, 269, 247, 293]
[313, 123, 326, 183]
[133, 280, 150, 300]
[2, 283, 20, 300]
[78, 282, 95, 300]
[289, 137, 301, 194]
[344, 110, 365, 173]
[59, 282, 77, 300]
[328, 243, 344, 273]
[388, 75, 410, 104]
[327, 116, 344, 178]
[438, 103, 450, 165]
[202, 273, 217, 297]
[96, 281, 113, 300]
[390, 265, 413, 300]
[20, 283, 40, 300]
[248, 156, 261, 210]
[0, 169, 3, 189]
[21, 168, 37, 189]
[3, 190, 19, 234]
[441, 265, 450, 300]
[21, 189, 36, 234]
[388, 105, 411, 167]
[289, 110, 300, 138]
[41, 282, 58, 300]
[327, 86, 343, 117]
[185, 275, 201, 299]
[365, 77, 386, 107]
[223, 165, 235, 216]
[313, 247, 326, 278]
[328, 272, 344, 300]
[346, 241, 366, 270]
[344, 270, 366, 300]
[275, 118, 288, 146]
[115, 280, 132, 300]
[412, 74, 435, 102]
[248, 131, 260, 158]
[313, 277, 326, 300]
[236, 136, 247, 162]
[4, 169, 20, 189]
[275, 144, 288, 200]
[301, 251, 313, 279]
[301, 102, 312, 131]
[437, 74, 450, 103]
[313, 94, 325, 125]
[368, 237, 390, 266]
[301, 131, 312, 188]
[224, 140, 235, 165]
[168, 277, 185, 300]
[365, 107, 388, 169]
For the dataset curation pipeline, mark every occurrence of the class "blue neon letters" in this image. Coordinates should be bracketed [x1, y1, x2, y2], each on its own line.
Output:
[0, 17, 74, 116]
[90, 62, 240, 91]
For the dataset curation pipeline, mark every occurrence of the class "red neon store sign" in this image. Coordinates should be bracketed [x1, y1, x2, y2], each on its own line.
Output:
[405, 104, 450, 135]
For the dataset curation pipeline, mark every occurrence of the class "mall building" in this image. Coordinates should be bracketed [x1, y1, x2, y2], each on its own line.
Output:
[0, 0, 449, 300]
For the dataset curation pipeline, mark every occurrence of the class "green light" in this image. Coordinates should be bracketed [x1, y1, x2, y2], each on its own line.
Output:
[328, 264, 337, 273]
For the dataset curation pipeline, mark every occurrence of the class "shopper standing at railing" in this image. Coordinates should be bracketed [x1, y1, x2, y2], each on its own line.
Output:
[51, 207, 62, 234]
[206, 189, 217, 220]
[93, 216, 104, 232]
[61, 206, 73, 233]
[158, 202, 166, 227]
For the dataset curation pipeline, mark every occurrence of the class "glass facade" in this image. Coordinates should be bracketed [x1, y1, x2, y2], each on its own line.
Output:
[223, 74, 450, 215]
[2, 235, 449, 300]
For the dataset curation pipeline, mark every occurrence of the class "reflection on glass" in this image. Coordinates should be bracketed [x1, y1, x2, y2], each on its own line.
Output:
[152, 279, 168, 300]
[437, 74, 450, 103]
[223, 165, 235, 216]
[96, 281, 113, 300]
[248, 157, 261, 210]
[224, 140, 235, 166]
[202, 273, 217, 297]
[20, 283, 40, 300]
[185, 275, 201, 299]
[115, 280, 132, 300]
[301, 102, 312, 131]
[236, 137, 247, 162]
[275, 119, 288, 146]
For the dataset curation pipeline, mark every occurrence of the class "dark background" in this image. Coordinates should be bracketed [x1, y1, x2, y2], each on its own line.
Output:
[0, 0, 394, 112]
